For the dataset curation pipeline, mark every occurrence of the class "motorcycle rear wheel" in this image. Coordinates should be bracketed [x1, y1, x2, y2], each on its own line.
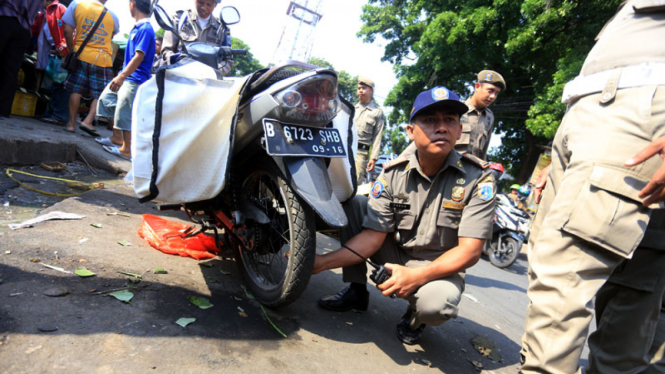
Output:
[231, 167, 315, 307]
[489, 237, 521, 269]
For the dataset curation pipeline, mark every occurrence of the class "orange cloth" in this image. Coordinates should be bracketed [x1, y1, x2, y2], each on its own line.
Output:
[138, 214, 220, 260]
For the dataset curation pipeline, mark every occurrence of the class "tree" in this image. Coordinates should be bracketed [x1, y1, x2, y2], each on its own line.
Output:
[156, 28, 165, 38]
[358, 0, 623, 183]
[383, 124, 409, 155]
[307, 57, 358, 104]
[227, 37, 265, 77]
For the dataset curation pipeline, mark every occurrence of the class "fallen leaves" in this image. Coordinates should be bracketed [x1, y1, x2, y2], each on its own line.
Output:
[74, 267, 96, 277]
[109, 290, 134, 303]
[188, 296, 213, 309]
[175, 318, 196, 328]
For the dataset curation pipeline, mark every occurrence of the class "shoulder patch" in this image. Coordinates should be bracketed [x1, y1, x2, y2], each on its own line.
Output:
[383, 155, 409, 170]
[461, 153, 490, 169]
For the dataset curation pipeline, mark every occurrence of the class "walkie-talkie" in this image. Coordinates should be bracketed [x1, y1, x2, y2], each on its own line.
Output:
[341, 244, 392, 285]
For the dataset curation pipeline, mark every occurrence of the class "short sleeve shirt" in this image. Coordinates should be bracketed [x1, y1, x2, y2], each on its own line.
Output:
[125, 19, 155, 84]
[354, 101, 386, 160]
[456, 99, 494, 159]
[363, 151, 496, 261]
[62, 0, 120, 68]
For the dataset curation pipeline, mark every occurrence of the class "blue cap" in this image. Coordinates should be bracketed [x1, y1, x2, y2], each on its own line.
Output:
[409, 87, 468, 122]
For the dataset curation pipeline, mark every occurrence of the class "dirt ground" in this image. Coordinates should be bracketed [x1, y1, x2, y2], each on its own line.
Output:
[0, 169, 533, 373]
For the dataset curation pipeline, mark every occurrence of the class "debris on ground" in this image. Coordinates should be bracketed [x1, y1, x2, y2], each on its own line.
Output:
[40, 162, 67, 172]
[462, 293, 479, 303]
[74, 267, 96, 277]
[188, 296, 213, 309]
[117, 241, 131, 246]
[153, 268, 167, 274]
[43, 287, 69, 297]
[175, 318, 196, 328]
[8, 211, 85, 230]
[41, 263, 72, 274]
[138, 214, 219, 260]
[472, 335, 502, 362]
[109, 290, 134, 303]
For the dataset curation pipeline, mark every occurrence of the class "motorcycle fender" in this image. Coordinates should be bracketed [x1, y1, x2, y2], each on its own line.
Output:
[500, 230, 525, 244]
[275, 157, 348, 228]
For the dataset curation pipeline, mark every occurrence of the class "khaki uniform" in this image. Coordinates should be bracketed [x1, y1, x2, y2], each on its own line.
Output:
[399, 98, 494, 161]
[457, 99, 494, 159]
[520, 3, 665, 373]
[161, 9, 232, 73]
[341, 151, 496, 327]
[354, 101, 385, 182]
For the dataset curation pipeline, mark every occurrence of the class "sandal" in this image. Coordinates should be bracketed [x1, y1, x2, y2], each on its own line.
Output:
[102, 145, 130, 161]
[79, 125, 100, 137]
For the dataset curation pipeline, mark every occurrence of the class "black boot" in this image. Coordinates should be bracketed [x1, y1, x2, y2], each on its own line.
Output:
[396, 307, 426, 345]
[318, 283, 369, 312]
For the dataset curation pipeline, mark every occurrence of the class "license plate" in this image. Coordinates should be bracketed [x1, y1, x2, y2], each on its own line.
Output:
[262, 120, 347, 157]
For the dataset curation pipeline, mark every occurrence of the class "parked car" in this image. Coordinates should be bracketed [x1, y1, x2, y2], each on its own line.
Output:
[366, 153, 398, 183]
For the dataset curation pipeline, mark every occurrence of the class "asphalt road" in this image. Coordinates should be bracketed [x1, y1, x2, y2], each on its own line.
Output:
[0, 180, 587, 373]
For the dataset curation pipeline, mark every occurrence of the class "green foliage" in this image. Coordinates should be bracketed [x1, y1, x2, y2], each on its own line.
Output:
[156, 28, 165, 38]
[382, 124, 409, 155]
[227, 37, 265, 77]
[359, 0, 623, 182]
[307, 57, 358, 103]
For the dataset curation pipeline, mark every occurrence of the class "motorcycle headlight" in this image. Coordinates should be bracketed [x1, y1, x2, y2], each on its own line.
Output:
[274, 75, 341, 124]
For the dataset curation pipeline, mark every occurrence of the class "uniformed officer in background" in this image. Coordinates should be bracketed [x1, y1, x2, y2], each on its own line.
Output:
[161, 0, 233, 74]
[399, 70, 505, 160]
[316, 86, 497, 345]
[354, 76, 386, 183]
[520, 1, 665, 373]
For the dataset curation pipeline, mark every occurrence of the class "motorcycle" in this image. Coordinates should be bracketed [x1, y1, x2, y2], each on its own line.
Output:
[133, 4, 358, 307]
[482, 194, 531, 269]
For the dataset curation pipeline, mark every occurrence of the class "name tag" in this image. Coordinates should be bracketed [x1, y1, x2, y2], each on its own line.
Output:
[389, 202, 411, 210]
[442, 201, 466, 210]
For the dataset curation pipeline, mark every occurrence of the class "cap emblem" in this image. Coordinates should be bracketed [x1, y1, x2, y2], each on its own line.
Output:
[485, 72, 493, 81]
[431, 87, 449, 101]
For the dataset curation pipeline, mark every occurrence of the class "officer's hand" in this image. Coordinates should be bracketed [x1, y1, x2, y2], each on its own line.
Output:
[534, 165, 551, 204]
[625, 136, 665, 207]
[366, 159, 376, 172]
[377, 263, 422, 298]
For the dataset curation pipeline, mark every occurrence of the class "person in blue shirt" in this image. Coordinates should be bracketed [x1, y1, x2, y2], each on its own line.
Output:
[94, 0, 155, 160]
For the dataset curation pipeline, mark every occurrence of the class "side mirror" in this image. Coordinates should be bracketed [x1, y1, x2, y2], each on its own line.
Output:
[221, 6, 240, 25]
[153, 4, 176, 34]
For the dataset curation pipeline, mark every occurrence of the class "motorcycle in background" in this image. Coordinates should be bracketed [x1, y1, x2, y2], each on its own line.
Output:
[133, 4, 358, 307]
[482, 194, 531, 269]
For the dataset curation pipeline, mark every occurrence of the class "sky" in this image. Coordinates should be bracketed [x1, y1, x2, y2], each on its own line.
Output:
[104, 0, 398, 106]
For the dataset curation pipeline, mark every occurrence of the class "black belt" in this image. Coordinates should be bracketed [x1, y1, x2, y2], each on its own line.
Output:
[358, 143, 370, 151]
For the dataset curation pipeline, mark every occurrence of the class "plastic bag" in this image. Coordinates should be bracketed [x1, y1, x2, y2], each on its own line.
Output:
[46, 55, 68, 84]
[137, 214, 220, 260]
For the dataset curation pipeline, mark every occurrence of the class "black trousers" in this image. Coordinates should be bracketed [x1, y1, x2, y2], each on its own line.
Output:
[0, 16, 30, 117]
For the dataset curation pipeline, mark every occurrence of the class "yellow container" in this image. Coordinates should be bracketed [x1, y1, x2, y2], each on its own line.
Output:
[17, 69, 25, 86]
[11, 91, 37, 117]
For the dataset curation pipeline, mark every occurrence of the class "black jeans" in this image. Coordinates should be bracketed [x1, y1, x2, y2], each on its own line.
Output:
[0, 16, 30, 117]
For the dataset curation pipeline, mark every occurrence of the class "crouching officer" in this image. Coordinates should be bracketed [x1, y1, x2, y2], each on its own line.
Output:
[315, 87, 497, 345]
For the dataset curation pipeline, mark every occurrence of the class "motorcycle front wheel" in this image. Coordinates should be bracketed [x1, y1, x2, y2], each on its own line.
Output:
[231, 167, 315, 308]
[489, 236, 521, 269]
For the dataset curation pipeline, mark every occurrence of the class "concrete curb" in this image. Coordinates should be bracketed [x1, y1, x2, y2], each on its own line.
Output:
[0, 116, 130, 175]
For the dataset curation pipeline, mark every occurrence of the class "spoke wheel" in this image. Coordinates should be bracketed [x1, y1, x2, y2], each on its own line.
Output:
[489, 236, 521, 269]
[231, 167, 315, 307]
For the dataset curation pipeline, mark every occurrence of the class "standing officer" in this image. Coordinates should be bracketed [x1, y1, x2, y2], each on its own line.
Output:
[354, 76, 386, 183]
[161, 0, 232, 74]
[520, 1, 665, 373]
[400, 70, 505, 160]
[316, 86, 496, 345]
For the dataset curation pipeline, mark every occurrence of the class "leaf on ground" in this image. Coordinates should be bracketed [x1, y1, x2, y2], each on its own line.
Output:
[117, 241, 132, 246]
[188, 296, 213, 309]
[241, 286, 255, 300]
[175, 318, 196, 328]
[259, 304, 287, 338]
[109, 290, 134, 303]
[90, 223, 103, 228]
[237, 306, 245, 313]
[219, 269, 230, 275]
[199, 261, 214, 268]
[75, 267, 96, 277]
[118, 271, 142, 279]
[233, 296, 242, 301]
[238, 311, 248, 318]
[153, 268, 167, 274]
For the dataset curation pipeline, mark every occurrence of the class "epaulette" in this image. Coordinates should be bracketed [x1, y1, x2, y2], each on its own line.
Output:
[461, 153, 490, 168]
[383, 155, 409, 170]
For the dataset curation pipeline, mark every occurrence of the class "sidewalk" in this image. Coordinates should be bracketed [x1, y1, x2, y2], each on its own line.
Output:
[0, 115, 130, 175]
